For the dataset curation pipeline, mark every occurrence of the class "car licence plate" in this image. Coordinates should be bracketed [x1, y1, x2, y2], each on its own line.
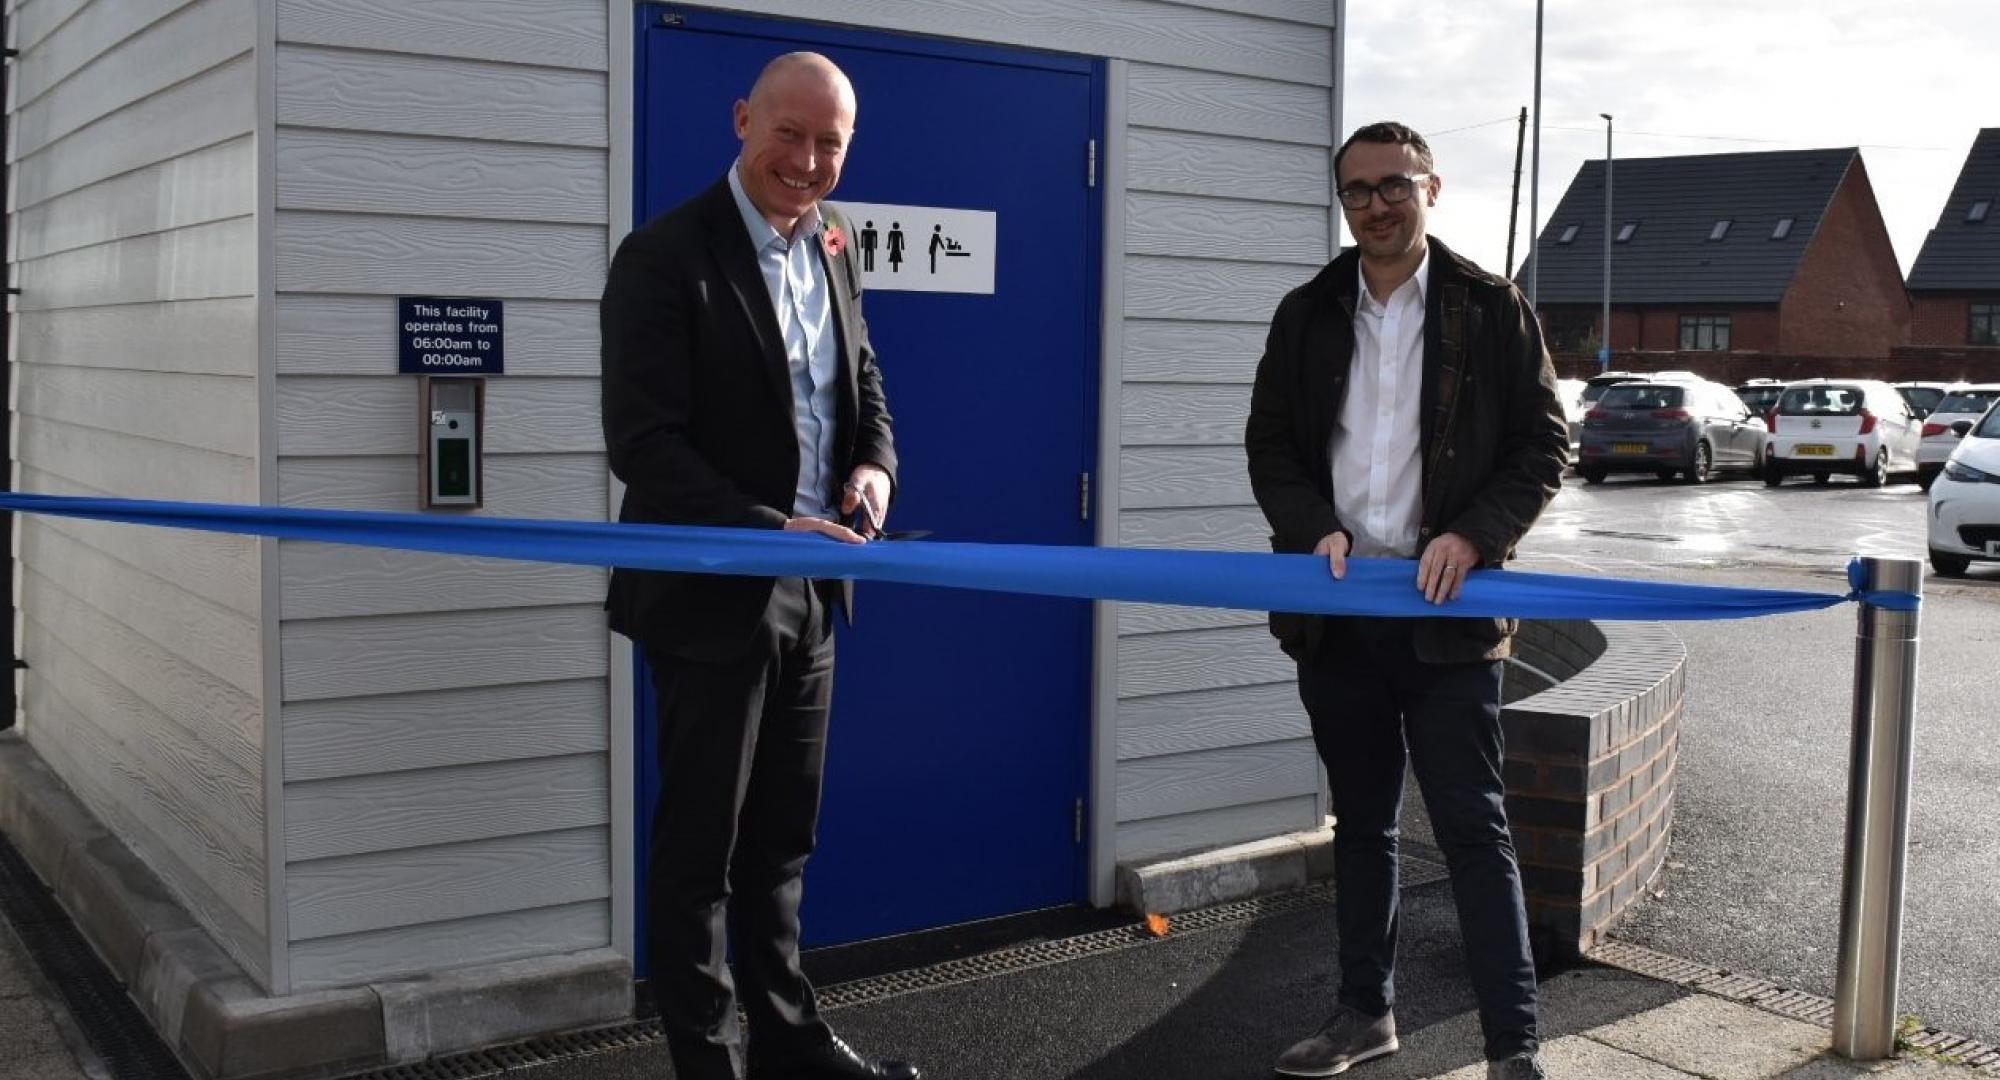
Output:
[1794, 444, 1834, 456]
[1612, 443, 1647, 454]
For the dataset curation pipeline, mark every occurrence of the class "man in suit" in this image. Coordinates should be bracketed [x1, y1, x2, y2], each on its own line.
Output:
[1246, 122, 1569, 1080]
[600, 52, 917, 1080]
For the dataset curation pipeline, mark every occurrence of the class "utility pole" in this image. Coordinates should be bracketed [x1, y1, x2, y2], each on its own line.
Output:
[1527, 0, 1543, 308]
[1507, 106, 1527, 276]
[1600, 113, 1613, 372]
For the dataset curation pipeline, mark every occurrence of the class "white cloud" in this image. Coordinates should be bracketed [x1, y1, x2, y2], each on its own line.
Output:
[1341, 0, 2000, 278]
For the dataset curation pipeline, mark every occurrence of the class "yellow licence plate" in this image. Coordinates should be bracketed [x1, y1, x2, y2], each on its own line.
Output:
[1612, 443, 1647, 454]
[1795, 444, 1835, 456]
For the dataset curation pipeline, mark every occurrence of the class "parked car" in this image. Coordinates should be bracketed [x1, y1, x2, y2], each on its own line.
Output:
[1577, 379, 1766, 484]
[1764, 379, 1921, 487]
[1926, 400, 2000, 576]
[1578, 371, 1645, 407]
[1734, 378, 1786, 416]
[1557, 378, 1588, 461]
[1894, 380, 1954, 420]
[1916, 384, 2000, 489]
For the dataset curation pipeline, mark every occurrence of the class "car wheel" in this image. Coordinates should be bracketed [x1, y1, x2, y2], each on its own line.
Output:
[1918, 467, 1938, 492]
[1581, 467, 1607, 484]
[1681, 442, 1712, 485]
[1764, 467, 1784, 488]
[1930, 549, 1971, 578]
[1656, 469, 1677, 482]
[1813, 472, 1830, 484]
[1860, 450, 1888, 488]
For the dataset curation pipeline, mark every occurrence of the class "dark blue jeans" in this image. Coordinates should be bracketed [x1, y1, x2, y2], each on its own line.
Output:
[1296, 617, 1539, 1062]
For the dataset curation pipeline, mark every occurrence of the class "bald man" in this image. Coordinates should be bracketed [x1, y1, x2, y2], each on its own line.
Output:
[602, 54, 913, 1080]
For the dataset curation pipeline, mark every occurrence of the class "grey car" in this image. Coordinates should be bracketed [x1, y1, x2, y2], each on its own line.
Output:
[1578, 380, 1767, 484]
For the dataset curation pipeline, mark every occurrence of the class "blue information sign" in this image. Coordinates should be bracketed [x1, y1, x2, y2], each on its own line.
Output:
[398, 296, 504, 374]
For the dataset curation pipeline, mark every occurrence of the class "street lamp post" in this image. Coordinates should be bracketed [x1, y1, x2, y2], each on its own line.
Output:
[1527, 0, 1543, 307]
[1600, 112, 1613, 372]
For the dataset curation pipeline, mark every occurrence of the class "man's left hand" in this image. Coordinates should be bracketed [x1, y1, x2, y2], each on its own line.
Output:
[1417, 532, 1481, 605]
[841, 464, 892, 538]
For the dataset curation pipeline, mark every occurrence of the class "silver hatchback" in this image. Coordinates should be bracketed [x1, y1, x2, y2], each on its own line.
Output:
[1577, 381, 1767, 484]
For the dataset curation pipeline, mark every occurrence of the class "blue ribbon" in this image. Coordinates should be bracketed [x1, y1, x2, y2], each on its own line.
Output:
[0, 492, 1908, 621]
[1845, 557, 1923, 611]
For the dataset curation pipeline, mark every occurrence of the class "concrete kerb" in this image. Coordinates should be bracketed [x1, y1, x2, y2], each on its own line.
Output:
[0, 734, 634, 1079]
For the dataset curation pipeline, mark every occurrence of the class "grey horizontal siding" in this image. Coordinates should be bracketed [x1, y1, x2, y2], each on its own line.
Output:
[7, 0, 267, 997]
[276, 294, 599, 376]
[274, 44, 607, 147]
[270, 4, 618, 983]
[288, 901, 610, 992]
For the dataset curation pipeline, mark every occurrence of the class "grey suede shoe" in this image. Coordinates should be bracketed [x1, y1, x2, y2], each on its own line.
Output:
[1487, 1051, 1548, 1079]
[1273, 1005, 1398, 1077]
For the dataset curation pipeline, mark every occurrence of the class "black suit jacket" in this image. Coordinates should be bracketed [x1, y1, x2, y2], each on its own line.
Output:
[1245, 236, 1567, 664]
[601, 178, 897, 661]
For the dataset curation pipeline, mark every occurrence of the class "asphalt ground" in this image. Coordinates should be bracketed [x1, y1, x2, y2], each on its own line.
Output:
[518, 876, 1687, 1080]
[1515, 474, 2000, 1043]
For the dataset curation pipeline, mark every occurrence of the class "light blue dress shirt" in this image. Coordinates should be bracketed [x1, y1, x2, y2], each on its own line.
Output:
[727, 162, 841, 520]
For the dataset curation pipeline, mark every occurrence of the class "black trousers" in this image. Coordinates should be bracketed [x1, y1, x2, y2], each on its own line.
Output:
[645, 578, 837, 1080]
[1296, 617, 1539, 1062]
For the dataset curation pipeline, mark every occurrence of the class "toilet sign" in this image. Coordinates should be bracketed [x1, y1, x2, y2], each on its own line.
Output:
[830, 202, 996, 294]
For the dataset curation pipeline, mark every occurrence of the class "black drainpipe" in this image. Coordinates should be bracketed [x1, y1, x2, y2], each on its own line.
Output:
[3, 16, 18, 730]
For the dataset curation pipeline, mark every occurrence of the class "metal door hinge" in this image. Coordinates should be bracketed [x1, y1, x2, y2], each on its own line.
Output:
[1086, 139, 1097, 188]
[1074, 798, 1084, 844]
[1079, 472, 1091, 521]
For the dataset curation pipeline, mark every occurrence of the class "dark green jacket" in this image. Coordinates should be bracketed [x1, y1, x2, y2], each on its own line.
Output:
[1245, 236, 1567, 664]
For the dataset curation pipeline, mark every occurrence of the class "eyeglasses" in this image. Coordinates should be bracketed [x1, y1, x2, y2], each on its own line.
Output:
[1336, 174, 1431, 211]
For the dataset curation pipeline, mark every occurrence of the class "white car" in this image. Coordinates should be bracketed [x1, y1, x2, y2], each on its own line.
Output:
[1764, 379, 1921, 488]
[1916, 384, 2000, 489]
[1927, 401, 2000, 577]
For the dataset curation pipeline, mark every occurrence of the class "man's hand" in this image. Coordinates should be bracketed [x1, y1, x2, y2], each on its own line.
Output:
[1312, 531, 1351, 580]
[1417, 532, 1481, 604]
[841, 463, 891, 538]
[784, 516, 866, 544]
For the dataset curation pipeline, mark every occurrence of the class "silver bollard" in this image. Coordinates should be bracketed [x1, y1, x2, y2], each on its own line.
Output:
[1832, 556, 1923, 1061]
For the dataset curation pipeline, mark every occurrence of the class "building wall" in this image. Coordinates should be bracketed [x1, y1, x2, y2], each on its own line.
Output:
[1547, 305, 1778, 355]
[1909, 293, 2000, 349]
[6, 0, 269, 981]
[270, 0, 613, 992]
[1779, 159, 1910, 357]
[1912, 295, 1973, 345]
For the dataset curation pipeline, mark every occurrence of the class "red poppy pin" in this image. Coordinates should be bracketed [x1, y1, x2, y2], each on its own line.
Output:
[823, 225, 847, 258]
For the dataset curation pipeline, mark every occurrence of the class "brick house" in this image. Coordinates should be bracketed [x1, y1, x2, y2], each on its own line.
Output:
[1902, 128, 2000, 367]
[1519, 148, 1910, 378]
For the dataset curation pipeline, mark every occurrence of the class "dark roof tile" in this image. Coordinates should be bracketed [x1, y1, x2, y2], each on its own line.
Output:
[1907, 128, 2000, 292]
[1519, 147, 1858, 305]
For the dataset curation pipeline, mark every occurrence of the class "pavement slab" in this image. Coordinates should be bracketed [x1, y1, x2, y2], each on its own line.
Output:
[1585, 993, 1831, 1079]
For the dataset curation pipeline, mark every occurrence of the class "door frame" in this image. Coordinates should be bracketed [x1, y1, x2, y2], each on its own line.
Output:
[603, 0, 1125, 965]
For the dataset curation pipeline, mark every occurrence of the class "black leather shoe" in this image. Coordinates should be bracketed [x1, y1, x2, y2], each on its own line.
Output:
[753, 1033, 921, 1080]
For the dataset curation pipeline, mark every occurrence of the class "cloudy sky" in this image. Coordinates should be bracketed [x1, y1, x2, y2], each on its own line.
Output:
[1340, 0, 1998, 278]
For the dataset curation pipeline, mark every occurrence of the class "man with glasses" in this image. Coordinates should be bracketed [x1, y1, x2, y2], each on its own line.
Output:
[1246, 121, 1568, 1079]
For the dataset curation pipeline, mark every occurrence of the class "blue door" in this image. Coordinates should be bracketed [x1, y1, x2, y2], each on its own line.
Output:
[633, 6, 1103, 957]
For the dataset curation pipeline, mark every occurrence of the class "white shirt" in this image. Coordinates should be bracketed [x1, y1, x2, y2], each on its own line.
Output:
[726, 162, 840, 519]
[1331, 249, 1429, 558]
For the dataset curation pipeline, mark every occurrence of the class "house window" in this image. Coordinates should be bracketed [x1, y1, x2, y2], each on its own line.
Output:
[1972, 303, 1999, 346]
[1969, 200, 1991, 224]
[1709, 220, 1732, 241]
[1558, 224, 1580, 244]
[1545, 311, 1597, 353]
[1680, 314, 1732, 351]
[1772, 217, 1794, 240]
[1616, 222, 1639, 243]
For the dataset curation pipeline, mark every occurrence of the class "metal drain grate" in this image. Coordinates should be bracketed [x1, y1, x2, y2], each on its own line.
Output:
[1591, 937, 2000, 1073]
[0, 835, 190, 1079]
[348, 870, 1402, 1080]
